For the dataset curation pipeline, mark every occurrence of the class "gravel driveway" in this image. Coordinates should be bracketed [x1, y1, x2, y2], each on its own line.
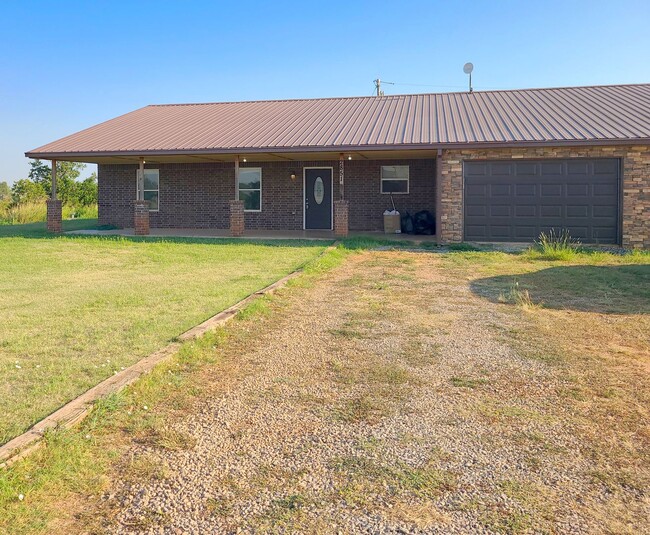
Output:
[96, 250, 646, 534]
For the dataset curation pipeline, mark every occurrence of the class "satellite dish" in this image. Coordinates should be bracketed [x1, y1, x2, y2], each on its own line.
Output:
[463, 62, 474, 74]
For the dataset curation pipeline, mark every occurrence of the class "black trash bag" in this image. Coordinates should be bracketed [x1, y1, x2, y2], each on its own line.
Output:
[412, 210, 435, 235]
[401, 211, 414, 234]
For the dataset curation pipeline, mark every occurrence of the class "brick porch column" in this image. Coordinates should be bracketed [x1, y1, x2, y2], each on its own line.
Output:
[230, 199, 245, 237]
[46, 199, 62, 233]
[438, 154, 463, 243]
[133, 200, 150, 235]
[334, 200, 349, 238]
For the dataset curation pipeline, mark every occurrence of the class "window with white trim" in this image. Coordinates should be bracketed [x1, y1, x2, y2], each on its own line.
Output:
[136, 169, 160, 211]
[239, 168, 262, 211]
[380, 165, 409, 194]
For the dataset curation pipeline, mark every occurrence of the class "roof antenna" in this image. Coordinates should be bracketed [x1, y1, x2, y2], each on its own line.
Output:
[373, 78, 384, 96]
[373, 78, 394, 97]
[463, 63, 474, 93]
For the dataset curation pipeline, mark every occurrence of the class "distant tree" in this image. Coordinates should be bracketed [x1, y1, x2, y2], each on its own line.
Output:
[76, 173, 98, 206]
[11, 179, 47, 204]
[0, 181, 10, 201]
[28, 159, 86, 205]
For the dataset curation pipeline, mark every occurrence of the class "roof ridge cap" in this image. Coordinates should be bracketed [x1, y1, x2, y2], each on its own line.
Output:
[146, 83, 650, 107]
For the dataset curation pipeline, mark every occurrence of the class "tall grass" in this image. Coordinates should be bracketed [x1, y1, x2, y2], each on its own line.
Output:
[63, 204, 98, 220]
[0, 202, 98, 225]
[0, 202, 47, 225]
[528, 228, 581, 261]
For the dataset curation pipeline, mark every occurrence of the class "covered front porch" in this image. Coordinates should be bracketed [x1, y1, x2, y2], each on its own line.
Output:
[42, 148, 442, 242]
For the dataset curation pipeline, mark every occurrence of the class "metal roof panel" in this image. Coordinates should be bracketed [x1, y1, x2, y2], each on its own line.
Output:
[27, 84, 650, 157]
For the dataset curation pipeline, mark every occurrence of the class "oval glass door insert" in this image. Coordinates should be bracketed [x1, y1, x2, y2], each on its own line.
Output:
[314, 176, 325, 205]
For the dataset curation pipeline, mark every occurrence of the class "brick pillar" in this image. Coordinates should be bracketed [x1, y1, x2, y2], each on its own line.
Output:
[133, 200, 150, 236]
[438, 155, 463, 243]
[230, 200, 245, 237]
[334, 200, 349, 238]
[46, 199, 62, 233]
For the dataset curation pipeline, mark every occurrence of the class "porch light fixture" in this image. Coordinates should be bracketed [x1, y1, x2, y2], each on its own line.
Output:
[290, 171, 297, 180]
[243, 158, 247, 163]
[348, 155, 352, 160]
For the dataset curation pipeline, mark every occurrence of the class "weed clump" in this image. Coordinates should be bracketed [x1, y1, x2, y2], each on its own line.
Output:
[532, 228, 581, 261]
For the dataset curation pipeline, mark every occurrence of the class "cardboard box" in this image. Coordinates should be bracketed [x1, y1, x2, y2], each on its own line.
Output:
[384, 213, 401, 234]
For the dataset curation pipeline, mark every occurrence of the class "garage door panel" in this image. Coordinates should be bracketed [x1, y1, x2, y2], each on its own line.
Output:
[464, 225, 487, 238]
[593, 227, 617, 239]
[566, 205, 589, 218]
[541, 162, 563, 175]
[593, 205, 617, 218]
[466, 184, 487, 197]
[489, 226, 512, 238]
[541, 184, 563, 196]
[540, 205, 562, 218]
[593, 183, 617, 196]
[566, 183, 589, 196]
[490, 184, 512, 196]
[594, 160, 618, 174]
[465, 205, 487, 217]
[567, 162, 589, 174]
[515, 205, 536, 217]
[514, 226, 538, 238]
[490, 163, 512, 176]
[490, 205, 511, 217]
[564, 227, 589, 239]
[464, 159, 619, 244]
[465, 164, 487, 176]
[515, 162, 537, 175]
[515, 184, 536, 196]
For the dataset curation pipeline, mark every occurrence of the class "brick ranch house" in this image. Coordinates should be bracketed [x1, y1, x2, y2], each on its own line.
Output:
[27, 83, 650, 247]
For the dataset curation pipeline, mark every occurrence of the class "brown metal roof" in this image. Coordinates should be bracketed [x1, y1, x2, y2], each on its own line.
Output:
[26, 83, 650, 160]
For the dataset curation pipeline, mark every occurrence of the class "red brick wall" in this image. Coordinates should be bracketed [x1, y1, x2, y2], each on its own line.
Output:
[345, 159, 436, 230]
[98, 159, 437, 231]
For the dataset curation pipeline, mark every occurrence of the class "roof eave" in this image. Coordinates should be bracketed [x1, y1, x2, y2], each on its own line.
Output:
[25, 138, 650, 161]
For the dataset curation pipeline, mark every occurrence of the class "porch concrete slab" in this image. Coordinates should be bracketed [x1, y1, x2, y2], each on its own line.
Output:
[68, 228, 439, 243]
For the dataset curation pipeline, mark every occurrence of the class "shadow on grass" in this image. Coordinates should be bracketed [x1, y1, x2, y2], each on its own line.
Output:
[471, 265, 650, 315]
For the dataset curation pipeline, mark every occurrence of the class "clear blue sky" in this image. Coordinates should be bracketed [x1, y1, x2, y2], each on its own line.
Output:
[1, 0, 649, 184]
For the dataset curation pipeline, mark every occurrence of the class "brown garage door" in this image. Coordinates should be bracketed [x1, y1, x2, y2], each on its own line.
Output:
[463, 159, 620, 243]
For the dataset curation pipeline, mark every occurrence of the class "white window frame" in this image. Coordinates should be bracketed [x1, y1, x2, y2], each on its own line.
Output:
[136, 168, 160, 212]
[238, 167, 262, 212]
[380, 165, 410, 194]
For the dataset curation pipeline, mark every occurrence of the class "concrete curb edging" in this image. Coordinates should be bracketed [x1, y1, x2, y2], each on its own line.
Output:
[0, 244, 334, 469]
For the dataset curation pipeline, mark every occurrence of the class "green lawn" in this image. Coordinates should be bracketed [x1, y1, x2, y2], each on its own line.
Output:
[0, 221, 328, 444]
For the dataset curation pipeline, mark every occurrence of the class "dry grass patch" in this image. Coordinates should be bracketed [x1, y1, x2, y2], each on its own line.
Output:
[449, 375, 489, 389]
[385, 500, 452, 529]
[399, 336, 440, 367]
[124, 453, 170, 481]
[331, 455, 456, 505]
[150, 425, 197, 451]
